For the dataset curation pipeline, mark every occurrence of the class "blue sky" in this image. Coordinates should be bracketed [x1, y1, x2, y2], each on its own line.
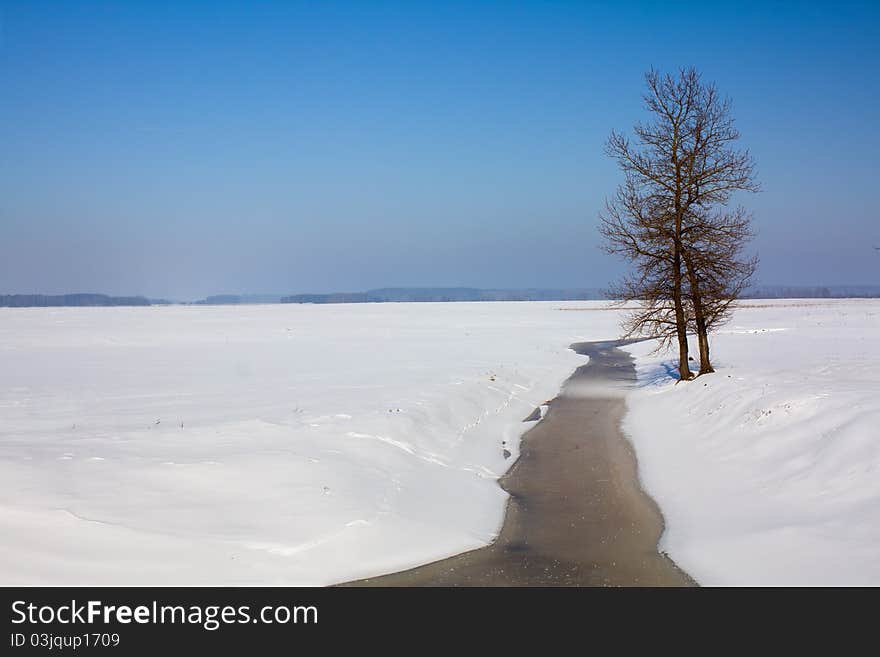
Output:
[1, 1, 878, 299]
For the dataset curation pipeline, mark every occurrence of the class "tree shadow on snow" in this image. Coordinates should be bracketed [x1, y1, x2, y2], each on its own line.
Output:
[636, 359, 684, 387]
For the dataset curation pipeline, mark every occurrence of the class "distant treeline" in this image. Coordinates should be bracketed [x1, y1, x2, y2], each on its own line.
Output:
[0, 294, 156, 307]
[743, 285, 880, 299]
[192, 294, 283, 305]
[280, 287, 607, 304]
[279, 285, 880, 304]
[4, 286, 879, 308]
[180, 286, 880, 305]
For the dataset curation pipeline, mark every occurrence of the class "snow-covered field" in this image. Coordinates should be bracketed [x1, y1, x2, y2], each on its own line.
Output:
[0, 301, 614, 585]
[624, 299, 880, 585]
[3, 299, 878, 585]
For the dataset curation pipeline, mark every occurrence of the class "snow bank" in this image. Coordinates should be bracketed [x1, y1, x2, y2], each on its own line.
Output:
[623, 299, 880, 585]
[0, 301, 617, 584]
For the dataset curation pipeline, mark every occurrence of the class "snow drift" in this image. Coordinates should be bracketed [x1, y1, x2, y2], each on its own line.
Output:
[623, 299, 880, 585]
[0, 302, 615, 584]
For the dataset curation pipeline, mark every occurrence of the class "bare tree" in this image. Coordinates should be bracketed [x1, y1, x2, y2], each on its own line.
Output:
[677, 75, 759, 373]
[601, 68, 758, 379]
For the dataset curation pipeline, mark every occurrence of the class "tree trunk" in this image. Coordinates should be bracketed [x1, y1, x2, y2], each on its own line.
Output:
[671, 140, 691, 381]
[697, 327, 713, 374]
[682, 249, 714, 375]
[672, 244, 692, 380]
